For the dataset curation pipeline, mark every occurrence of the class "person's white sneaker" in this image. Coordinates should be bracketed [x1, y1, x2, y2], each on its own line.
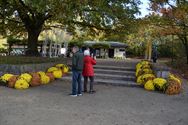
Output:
[77, 94, 82, 96]
[70, 94, 77, 97]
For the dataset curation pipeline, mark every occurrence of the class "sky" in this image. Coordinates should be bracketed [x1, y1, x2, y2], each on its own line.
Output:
[137, 0, 151, 18]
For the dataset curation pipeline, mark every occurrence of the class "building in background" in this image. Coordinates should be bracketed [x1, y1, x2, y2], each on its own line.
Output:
[83, 41, 128, 59]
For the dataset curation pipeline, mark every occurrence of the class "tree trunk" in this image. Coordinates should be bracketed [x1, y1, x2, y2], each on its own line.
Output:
[145, 40, 152, 60]
[25, 28, 42, 56]
[148, 41, 152, 60]
[8, 43, 12, 55]
[15, 5, 47, 56]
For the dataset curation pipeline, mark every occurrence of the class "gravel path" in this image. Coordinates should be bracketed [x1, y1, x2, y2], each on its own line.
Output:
[0, 79, 188, 125]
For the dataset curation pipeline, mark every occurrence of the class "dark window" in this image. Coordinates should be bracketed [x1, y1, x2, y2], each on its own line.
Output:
[119, 49, 125, 51]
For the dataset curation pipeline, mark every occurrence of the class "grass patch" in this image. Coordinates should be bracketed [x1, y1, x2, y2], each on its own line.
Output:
[0, 56, 69, 65]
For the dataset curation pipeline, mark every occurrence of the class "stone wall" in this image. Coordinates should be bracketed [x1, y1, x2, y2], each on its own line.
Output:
[0, 61, 67, 75]
[152, 63, 171, 79]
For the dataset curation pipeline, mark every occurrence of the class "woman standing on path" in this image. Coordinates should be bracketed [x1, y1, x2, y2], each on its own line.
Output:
[83, 50, 96, 94]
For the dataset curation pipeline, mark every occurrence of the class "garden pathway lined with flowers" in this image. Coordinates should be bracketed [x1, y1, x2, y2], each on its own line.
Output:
[0, 59, 188, 125]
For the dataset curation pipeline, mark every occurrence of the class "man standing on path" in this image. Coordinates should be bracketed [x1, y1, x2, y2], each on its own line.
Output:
[71, 46, 84, 97]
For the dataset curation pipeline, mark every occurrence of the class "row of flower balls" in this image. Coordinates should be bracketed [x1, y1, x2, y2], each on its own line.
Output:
[136, 60, 182, 95]
[0, 64, 69, 89]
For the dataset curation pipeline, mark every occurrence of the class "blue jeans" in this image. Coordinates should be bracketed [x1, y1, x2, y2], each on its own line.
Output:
[72, 70, 82, 95]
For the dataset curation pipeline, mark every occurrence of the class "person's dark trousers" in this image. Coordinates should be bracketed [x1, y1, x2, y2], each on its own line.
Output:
[153, 57, 157, 63]
[84, 76, 94, 92]
[72, 70, 82, 95]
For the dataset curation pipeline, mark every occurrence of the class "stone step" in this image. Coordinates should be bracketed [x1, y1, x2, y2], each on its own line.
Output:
[94, 65, 135, 71]
[68, 65, 136, 71]
[65, 73, 135, 81]
[95, 73, 135, 81]
[94, 69, 135, 76]
[60, 76, 138, 87]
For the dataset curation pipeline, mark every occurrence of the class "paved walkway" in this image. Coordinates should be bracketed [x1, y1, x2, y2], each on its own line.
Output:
[0, 79, 188, 125]
[0, 58, 188, 125]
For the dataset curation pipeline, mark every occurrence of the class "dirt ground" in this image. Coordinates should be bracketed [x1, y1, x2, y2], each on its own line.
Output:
[0, 79, 188, 125]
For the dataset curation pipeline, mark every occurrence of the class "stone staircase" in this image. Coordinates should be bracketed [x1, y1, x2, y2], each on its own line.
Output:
[61, 63, 138, 87]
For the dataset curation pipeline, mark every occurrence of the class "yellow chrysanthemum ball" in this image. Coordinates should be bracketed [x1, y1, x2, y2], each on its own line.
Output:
[135, 68, 141, 77]
[55, 64, 65, 68]
[136, 75, 144, 85]
[135, 66, 143, 76]
[40, 75, 50, 84]
[142, 68, 153, 74]
[144, 80, 155, 91]
[19, 73, 32, 83]
[14, 79, 29, 89]
[142, 64, 151, 69]
[142, 74, 155, 83]
[136, 63, 142, 70]
[141, 60, 150, 65]
[55, 64, 69, 73]
[153, 78, 167, 91]
[37, 71, 50, 84]
[168, 73, 181, 85]
[53, 70, 63, 79]
[63, 66, 69, 73]
[136, 68, 153, 77]
[0, 74, 14, 83]
[47, 67, 58, 72]
[37, 71, 46, 76]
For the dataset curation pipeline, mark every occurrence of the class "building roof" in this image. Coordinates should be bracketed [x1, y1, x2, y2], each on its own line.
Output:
[84, 41, 128, 48]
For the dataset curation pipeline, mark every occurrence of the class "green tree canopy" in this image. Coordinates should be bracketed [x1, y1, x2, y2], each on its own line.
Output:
[0, 0, 141, 56]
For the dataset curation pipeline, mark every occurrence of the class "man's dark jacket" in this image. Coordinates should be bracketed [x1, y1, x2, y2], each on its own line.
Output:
[72, 51, 84, 72]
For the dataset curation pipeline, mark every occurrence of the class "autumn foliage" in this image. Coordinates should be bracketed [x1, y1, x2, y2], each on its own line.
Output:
[149, 0, 188, 64]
